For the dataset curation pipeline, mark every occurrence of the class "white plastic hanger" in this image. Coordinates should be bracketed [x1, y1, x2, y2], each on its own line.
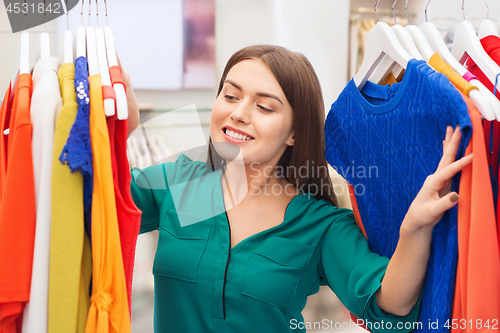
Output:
[95, 0, 115, 116]
[478, 0, 498, 38]
[10, 6, 29, 103]
[371, 0, 424, 84]
[421, 0, 499, 120]
[33, 1, 51, 68]
[354, 1, 413, 90]
[103, 0, 128, 119]
[370, 1, 409, 84]
[86, 0, 99, 77]
[19, 31, 30, 75]
[391, 0, 424, 60]
[450, 0, 500, 120]
[404, 0, 435, 61]
[58, 0, 73, 64]
[74, 0, 86, 60]
[452, 1, 500, 85]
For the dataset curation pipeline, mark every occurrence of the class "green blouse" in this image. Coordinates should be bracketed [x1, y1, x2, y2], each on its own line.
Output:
[130, 154, 422, 332]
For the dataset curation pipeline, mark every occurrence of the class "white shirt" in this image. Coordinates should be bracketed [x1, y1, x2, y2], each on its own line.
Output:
[22, 56, 62, 333]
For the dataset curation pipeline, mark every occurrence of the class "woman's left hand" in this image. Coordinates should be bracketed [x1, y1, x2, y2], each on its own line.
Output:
[403, 126, 473, 233]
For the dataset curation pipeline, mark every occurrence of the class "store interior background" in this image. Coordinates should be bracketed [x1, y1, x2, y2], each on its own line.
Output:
[0, 0, 497, 331]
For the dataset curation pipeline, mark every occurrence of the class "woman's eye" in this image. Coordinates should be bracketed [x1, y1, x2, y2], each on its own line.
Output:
[224, 94, 238, 101]
[258, 105, 274, 113]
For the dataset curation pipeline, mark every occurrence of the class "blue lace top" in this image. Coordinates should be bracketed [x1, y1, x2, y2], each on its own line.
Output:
[60, 56, 93, 239]
[325, 60, 472, 333]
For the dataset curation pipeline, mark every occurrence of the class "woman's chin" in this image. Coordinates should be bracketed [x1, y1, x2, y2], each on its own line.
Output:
[210, 141, 242, 162]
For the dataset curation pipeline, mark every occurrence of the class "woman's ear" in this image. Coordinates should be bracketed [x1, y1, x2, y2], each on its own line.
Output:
[285, 132, 295, 147]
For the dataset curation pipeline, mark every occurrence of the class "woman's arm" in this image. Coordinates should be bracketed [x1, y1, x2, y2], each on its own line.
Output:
[376, 126, 472, 316]
[116, 55, 140, 137]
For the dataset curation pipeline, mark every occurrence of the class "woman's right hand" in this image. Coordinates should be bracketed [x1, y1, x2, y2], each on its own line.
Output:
[117, 54, 140, 136]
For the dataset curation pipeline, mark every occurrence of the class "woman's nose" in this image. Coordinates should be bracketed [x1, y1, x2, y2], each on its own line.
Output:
[229, 101, 251, 124]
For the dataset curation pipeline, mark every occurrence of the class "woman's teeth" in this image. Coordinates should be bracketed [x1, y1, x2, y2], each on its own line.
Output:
[226, 129, 252, 141]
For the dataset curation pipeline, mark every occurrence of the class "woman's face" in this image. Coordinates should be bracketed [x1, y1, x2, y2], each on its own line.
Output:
[210, 59, 295, 166]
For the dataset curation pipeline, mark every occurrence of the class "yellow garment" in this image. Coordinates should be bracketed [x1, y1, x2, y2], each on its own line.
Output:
[78, 234, 92, 333]
[429, 53, 478, 96]
[49, 63, 91, 333]
[85, 75, 130, 333]
[381, 73, 398, 85]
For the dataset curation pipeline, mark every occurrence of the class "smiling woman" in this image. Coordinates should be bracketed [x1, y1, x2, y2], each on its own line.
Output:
[207, 45, 338, 207]
[127, 44, 472, 333]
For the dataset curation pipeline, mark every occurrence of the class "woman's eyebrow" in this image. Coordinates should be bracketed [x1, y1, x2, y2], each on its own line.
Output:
[224, 79, 284, 106]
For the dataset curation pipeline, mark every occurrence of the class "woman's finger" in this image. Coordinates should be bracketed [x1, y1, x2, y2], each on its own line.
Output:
[437, 127, 462, 171]
[429, 153, 473, 189]
[431, 191, 460, 215]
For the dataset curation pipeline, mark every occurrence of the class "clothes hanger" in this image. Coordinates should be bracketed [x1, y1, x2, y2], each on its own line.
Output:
[10, 1, 29, 103]
[371, 0, 424, 84]
[86, 0, 99, 77]
[58, 0, 73, 64]
[353, 0, 413, 89]
[478, 0, 498, 38]
[74, 0, 86, 60]
[18, 1, 30, 75]
[19, 35, 30, 75]
[391, 0, 424, 60]
[95, 0, 115, 116]
[33, 0, 51, 69]
[421, 0, 499, 120]
[451, 0, 499, 120]
[404, 0, 435, 61]
[452, 0, 500, 85]
[103, 0, 128, 119]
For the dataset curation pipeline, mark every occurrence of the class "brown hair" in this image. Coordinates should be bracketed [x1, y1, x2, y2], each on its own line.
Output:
[207, 45, 338, 207]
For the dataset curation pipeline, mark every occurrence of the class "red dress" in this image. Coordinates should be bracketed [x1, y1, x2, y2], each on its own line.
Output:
[0, 74, 36, 333]
[107, 113, 142, 317]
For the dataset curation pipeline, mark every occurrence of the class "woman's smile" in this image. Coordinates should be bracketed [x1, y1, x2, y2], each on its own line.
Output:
[222, 126, 255, 143]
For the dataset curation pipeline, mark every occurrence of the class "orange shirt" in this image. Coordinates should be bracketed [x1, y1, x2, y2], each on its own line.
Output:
[85, 75, 130, 333]
[0, 74, 36, 333]
[452, 93, 500, 330]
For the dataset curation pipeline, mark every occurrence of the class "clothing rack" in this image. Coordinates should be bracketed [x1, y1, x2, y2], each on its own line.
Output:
[350, 7, 416, 18]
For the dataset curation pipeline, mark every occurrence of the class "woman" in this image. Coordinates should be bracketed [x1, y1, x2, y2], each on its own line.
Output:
[124, 45, 471, 332]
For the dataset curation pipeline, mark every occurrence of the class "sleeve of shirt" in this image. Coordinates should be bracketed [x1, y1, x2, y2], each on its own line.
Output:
[318, 208, 422, 333]
[131, 162, 169, 234]
[130, 154, 213, 234]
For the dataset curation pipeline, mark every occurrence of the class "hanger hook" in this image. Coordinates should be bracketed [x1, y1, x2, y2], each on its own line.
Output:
[104, 0, 108, 26]
[425, 0, 431, 22]
[374, 0, 380, 22]
[405, 0, 411, 25]
[95, 0, 98, 27]
[392, 0, 398, 25]
[88, 0, 91, 26]
[80, 0, 84, 26]
[484, 0, 489, 19]
[66, 0, 69, 30]
[462, 0, 466, 21]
